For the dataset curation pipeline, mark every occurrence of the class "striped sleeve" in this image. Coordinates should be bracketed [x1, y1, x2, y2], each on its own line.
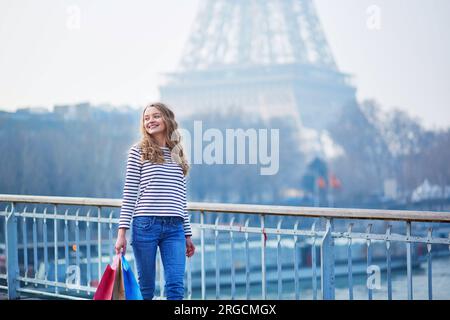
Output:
[183, 177, 193, 237]
[119, 146, 142, 229]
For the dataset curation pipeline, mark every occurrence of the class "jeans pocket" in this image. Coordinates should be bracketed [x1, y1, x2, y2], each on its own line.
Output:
[132, 216, 154, 231]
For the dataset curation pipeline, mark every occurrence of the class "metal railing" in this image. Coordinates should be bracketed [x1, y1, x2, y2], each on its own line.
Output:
[1, 194, 450, 300]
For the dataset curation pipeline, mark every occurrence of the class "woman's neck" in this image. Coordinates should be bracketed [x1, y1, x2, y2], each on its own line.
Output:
[152, 135, 166, 148]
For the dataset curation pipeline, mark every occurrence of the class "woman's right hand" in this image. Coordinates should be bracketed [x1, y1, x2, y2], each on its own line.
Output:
[115, 229, 127, 255]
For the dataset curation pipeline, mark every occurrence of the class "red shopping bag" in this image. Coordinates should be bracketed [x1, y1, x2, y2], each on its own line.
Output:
[93, 254, 122, 300]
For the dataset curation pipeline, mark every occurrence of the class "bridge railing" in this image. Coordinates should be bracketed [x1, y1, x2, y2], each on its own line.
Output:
[1, 194, 450, 300]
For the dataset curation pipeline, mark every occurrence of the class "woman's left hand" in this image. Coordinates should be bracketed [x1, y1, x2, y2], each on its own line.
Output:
[185, 236, 195, 257]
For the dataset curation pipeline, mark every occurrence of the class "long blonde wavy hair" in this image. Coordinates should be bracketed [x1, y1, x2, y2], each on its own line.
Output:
[138, 102, 190, 176]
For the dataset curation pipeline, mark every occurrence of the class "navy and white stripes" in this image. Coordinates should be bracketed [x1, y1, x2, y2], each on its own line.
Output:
[118, 144, 192, 236]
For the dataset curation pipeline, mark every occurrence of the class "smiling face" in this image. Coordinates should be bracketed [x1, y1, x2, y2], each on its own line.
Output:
[143, 106, 166, 137]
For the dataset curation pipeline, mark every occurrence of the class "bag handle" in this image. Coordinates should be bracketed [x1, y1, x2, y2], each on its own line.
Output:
[112, 253, 122, 270]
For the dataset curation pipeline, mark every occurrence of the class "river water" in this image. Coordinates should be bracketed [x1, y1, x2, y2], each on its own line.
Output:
[188, 255, 450, 300]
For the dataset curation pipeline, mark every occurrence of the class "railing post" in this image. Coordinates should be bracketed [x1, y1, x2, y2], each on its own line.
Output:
[320, 218, 335, 300]
[406, 221, 413, 300]
[260, 214, 266, 300]
[6, 203, 19, 299]
[200, 210, 205, 300]
[366, 224, 373, 300]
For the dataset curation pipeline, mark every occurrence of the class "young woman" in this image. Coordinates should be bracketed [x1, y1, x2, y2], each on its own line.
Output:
[115, 102, 195, 300]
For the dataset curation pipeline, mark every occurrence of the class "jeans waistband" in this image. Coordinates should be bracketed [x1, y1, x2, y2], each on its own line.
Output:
[149, 216, 184, 223]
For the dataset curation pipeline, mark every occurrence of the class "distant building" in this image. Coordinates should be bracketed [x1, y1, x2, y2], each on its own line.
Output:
[411, 179, 450, 202]
[16, 107, 50, 114]
[53, 102, 91, 120]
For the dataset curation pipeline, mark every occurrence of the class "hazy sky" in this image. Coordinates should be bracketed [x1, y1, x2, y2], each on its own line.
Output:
[0, 0, 449, 129]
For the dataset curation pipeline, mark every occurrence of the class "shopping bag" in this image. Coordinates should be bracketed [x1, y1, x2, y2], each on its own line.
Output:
[112, 255, 125, 300]
[121, 255, 143, 300]
[93, 254, 121, 300]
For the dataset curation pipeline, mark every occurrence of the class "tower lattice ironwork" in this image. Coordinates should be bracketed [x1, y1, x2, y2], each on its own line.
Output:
[160, 0, 356, 131]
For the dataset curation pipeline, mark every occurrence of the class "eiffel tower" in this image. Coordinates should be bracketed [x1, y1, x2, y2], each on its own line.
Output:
[159, 0, 356, 130]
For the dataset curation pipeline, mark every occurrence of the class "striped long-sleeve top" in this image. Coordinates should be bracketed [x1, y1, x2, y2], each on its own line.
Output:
[118, 144, 192, 236]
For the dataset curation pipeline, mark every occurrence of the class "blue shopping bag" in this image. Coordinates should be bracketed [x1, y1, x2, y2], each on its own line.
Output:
[121, 255, 143, 300]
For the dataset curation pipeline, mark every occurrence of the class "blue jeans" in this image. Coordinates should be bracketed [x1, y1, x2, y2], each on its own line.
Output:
[131, 215, 186, 300]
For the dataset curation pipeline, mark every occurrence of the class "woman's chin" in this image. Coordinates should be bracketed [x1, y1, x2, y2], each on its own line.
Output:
[147, 129, 163, 136]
